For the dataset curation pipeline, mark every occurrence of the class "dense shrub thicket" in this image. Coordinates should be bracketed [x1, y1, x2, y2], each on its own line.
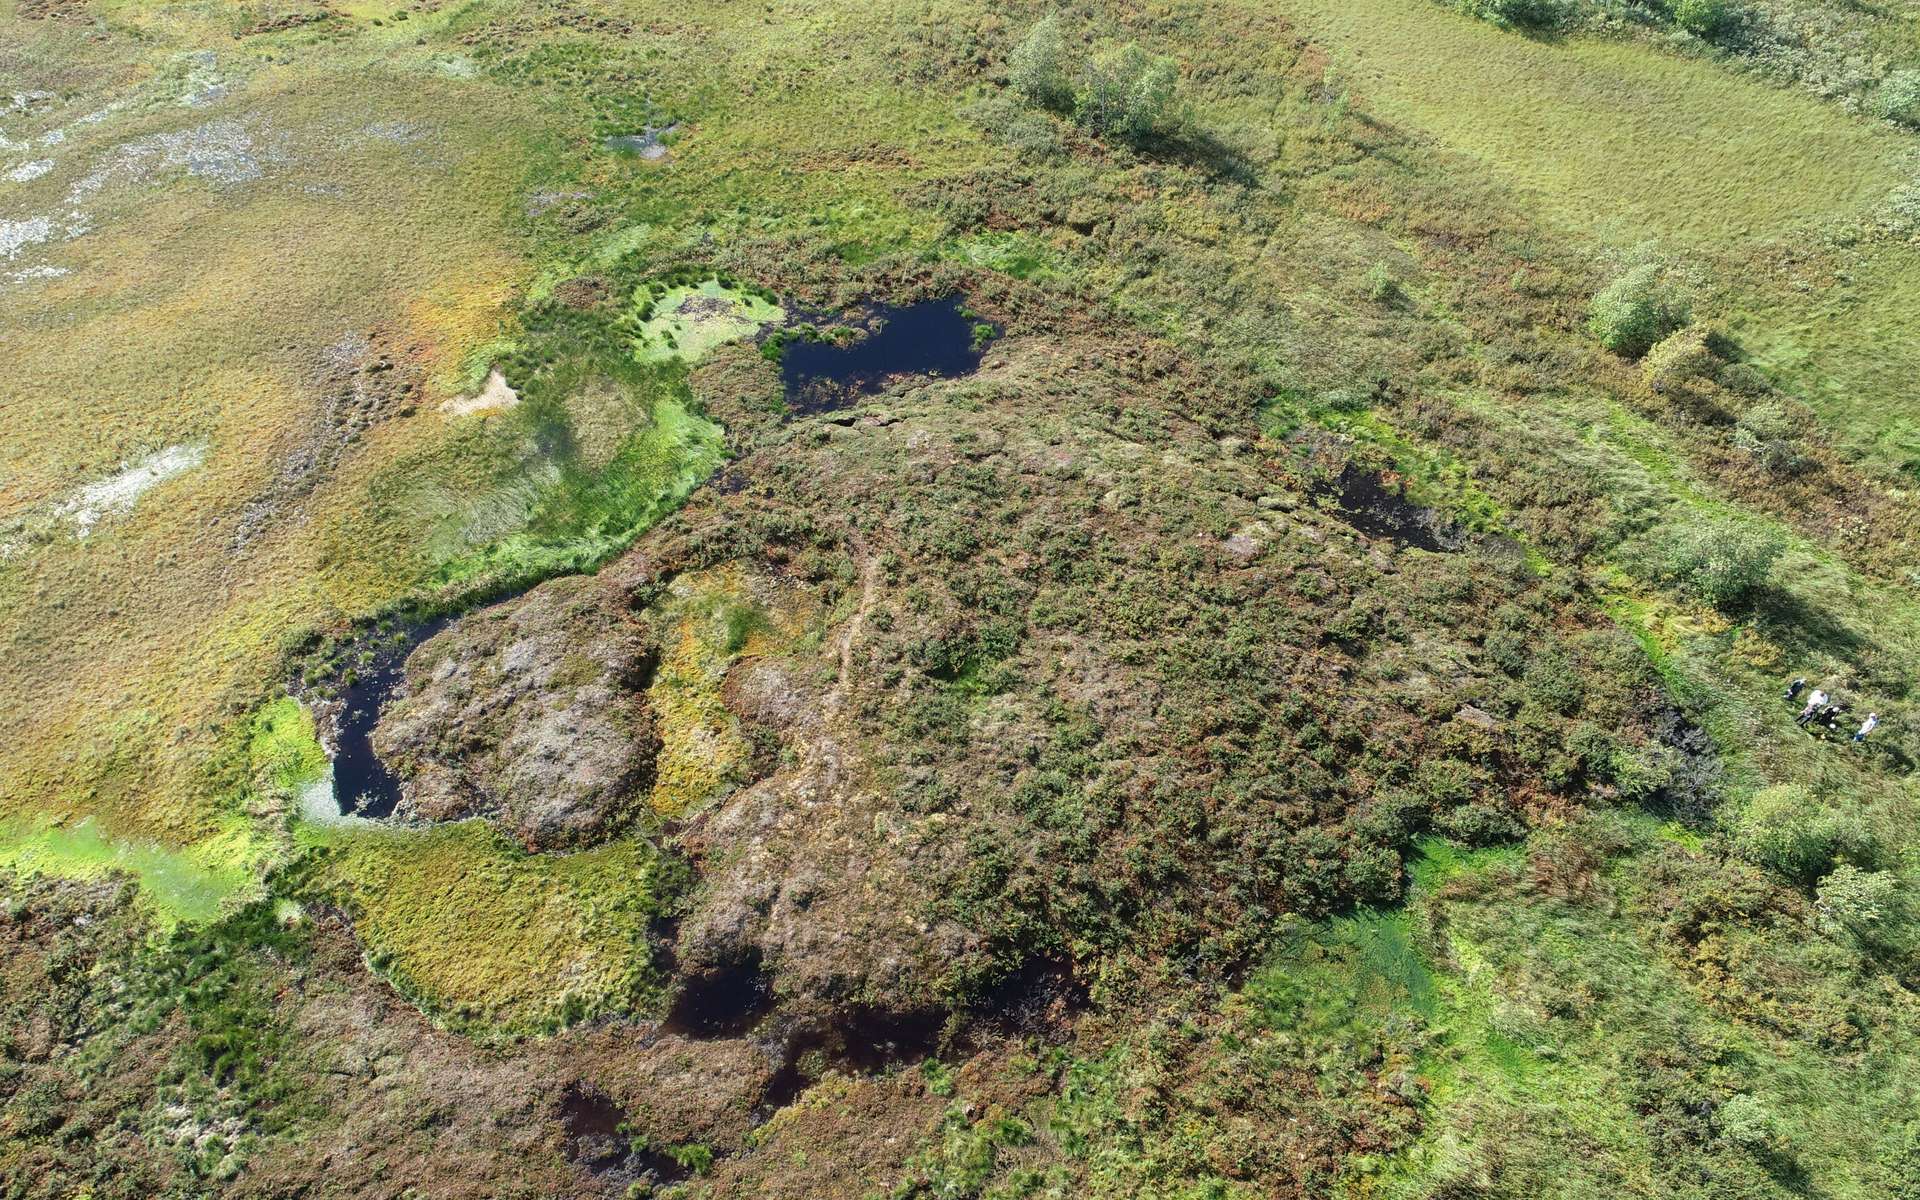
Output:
[1008, 14, 1181, 146]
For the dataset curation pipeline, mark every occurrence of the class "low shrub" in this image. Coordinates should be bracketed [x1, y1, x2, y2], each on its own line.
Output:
[1878, 70, 1920, 128]
[1655, 519, 1784, 609]
[1732, 402, 1809, 475]
[1589, 255, 1695, 358]
[1642, 326, 1719, 396]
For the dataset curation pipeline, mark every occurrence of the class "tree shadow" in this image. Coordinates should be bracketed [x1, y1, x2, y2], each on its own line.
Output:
[1747, 586, 1867, 663]
[1149, 125, 1259, 187]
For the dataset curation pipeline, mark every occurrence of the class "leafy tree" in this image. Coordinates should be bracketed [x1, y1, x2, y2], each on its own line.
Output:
[1658, 519, 1783, 609]
[1589, 253, 1695, 358]
[1880, 70, 1920, 129]
[1076, 42, 1180, 145]
[1008, 12, 1069, 110]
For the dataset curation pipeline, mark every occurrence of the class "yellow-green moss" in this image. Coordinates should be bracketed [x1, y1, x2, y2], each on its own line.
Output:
[299, 820, 674, 1035]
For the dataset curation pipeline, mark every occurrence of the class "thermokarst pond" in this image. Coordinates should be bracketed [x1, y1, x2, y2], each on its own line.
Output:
[779, 295, 991, 414]
[325, 617, 449, 819]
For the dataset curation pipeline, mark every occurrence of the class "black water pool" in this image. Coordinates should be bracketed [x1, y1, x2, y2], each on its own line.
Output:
[779, 295, 989, 414]
[1328, 468, 1461, 553]
[329, 617, 448, 818]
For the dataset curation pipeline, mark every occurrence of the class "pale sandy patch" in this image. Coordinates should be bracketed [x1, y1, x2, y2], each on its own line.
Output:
[443, 367, 519, 416]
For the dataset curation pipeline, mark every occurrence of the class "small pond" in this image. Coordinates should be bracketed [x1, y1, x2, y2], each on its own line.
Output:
[1326, 467, 1463, 552]
[779, 295, 989, 414]
[327, 616, 449, 819]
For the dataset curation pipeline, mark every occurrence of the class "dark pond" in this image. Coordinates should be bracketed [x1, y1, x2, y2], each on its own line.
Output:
[663, 954, 777, 1038]
[779, 295, 989, 415]
[756, 1005, 949, 1119]
[559, 1083, 691, 1185]
[328, 616, 448, 819]
[1326, 467, 1462, 552]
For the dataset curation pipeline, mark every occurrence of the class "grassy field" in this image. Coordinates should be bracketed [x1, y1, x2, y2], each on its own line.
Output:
[1265, 0, 1912, 246]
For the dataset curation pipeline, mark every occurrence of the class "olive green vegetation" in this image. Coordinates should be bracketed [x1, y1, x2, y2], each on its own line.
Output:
[295, 820, 682, 1035]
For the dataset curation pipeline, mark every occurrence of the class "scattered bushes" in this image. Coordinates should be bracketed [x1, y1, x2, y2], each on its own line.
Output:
[1589, 253, 1696, 358]
[1654, 519, 1784, 609]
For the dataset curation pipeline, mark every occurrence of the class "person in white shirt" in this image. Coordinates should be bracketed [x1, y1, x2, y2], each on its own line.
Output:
[1853, 713, 1879, 743]
[1796, 688, 1828, 727]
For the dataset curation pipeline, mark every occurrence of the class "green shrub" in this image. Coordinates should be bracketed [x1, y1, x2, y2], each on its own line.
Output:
[1878, 70, 1920, 129]
[1733, 784, 1875, 886]
[1076, 43, 1180, 145]
[1657, 519, 1784, 609]
[1363, 261, 1402, 305]
[1732, 402, 1809, 475]
[1588, 256, 1695, 358]
[1716, 1094, 1778, 1149]
[1671, 0, 1730, 36]
[1816, 864, 1900, 933]
[1008, 12, 1069, 110]
[1457, 0, 1570, 30]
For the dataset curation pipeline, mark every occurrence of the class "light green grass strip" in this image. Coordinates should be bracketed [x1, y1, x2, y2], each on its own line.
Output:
[0, 817, 261, 927]
[1265, 0, 1912, 246]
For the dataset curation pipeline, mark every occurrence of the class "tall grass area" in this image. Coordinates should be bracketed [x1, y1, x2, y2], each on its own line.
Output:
[1263, 0, 1912, 246]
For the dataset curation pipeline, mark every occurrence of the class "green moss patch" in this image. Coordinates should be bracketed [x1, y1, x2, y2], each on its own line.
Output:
[632, 278, 785, 365]
[298, 820, 679, 1036]
[0, 817, 263, 928]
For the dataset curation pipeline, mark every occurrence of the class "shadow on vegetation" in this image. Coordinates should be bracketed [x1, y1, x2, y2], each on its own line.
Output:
[1750, 587, 1867, 662]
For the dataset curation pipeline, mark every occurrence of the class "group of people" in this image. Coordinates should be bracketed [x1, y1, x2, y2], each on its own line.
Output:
[1785, 678, 1880, 744]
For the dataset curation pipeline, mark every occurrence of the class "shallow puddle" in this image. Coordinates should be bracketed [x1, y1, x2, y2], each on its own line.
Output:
[603, 124, 676, 160]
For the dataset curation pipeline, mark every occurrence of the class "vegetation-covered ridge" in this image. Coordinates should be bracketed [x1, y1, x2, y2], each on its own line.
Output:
[6, 0, 1920, 1195]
